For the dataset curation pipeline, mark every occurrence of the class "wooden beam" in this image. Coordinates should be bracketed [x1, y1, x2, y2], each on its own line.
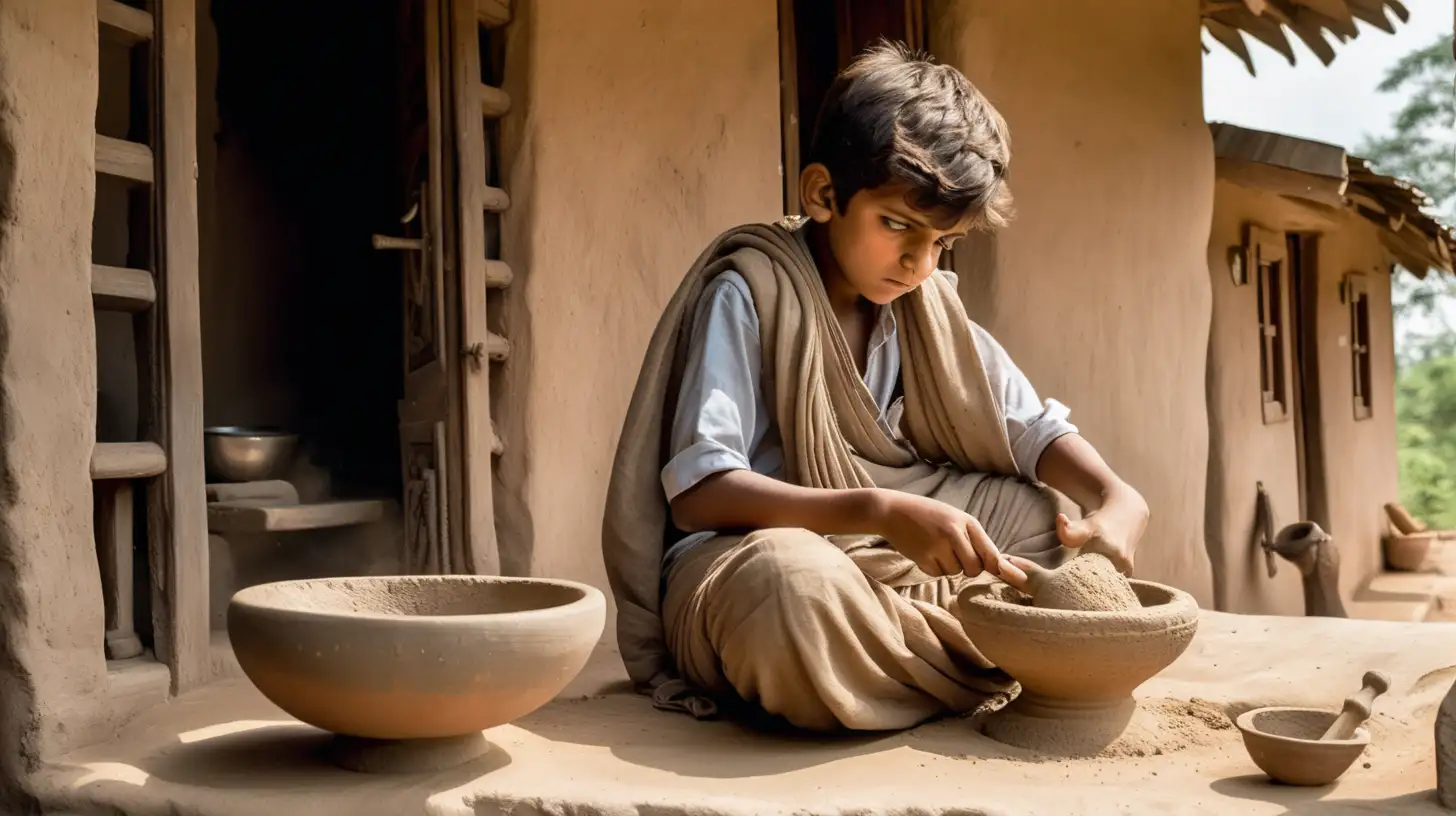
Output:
[482, 185, 510, 212]
[206, 500, 387, 534]
[97, 0, 155, 45]
[479, 84, 511, 118]
[152, 0, 210, 695]
[96, 134, 155, 184]
[97, 481, 144, 660]
[455, 0, 502, 577]
[92, 264, 156, 312]
[484, 259, 513, 288]
[1215, 156, 1348, 209]
[477, 0, 511, 27]
[91, 442, 168, 480]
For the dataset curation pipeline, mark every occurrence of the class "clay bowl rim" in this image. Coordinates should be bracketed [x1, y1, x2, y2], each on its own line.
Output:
[1234, 705, 1371, 749]
[958, 579, 1199, 637]
[229, 574, 605, 626]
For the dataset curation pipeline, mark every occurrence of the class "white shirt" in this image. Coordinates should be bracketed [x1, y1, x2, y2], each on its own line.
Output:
[660, 266, 1077, 567]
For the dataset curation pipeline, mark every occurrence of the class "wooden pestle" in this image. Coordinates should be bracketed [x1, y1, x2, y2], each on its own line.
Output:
[1320, 670, 1391, 741]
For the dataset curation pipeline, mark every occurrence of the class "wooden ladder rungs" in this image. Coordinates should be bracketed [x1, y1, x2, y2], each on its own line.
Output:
[486, 332, 510, 361]
[96, 134, 154, 184]
[91, 442, 167, 480]
[97, 0, 154, 45]
[477, 0, 510, 28]
[482, 186, 511, 213]
[92, 264, 156, 312]
[484, 260, 513, 288]
[480, 84, 511, 118]
[206, 499, 387, 534]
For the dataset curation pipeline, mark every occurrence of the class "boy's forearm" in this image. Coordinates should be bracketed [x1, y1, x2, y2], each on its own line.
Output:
[670, 469, 886, 536]
[1034, 433, 1144, 513]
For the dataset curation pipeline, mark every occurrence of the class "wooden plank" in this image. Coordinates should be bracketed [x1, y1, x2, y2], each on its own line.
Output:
[485, 259, 513, 288]
[97, 481, 144, 660]
[96, 134, 155, 184]
[482, 185, 510, 212]
[778, 0, 801, 214]
[454, 0, 502, 576]
[151, 0, 210, 695]
[1215, 156, 1348, 209]
[92, 264, 157, 312]
[479, 83, 511, 118]
[98, 0, 155, 45]
[477, 0, 510, 27]
[205, 480, 299, 506]
[91, 442, 168, 479]
[206, 500, 387, 534]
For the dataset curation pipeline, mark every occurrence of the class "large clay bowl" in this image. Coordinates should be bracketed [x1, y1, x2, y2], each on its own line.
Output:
[956, 580, 1199, 706]
[228, 575, 605, 740]
[1385, 532, 1437, 572]
[1236, 706, 1369, 786]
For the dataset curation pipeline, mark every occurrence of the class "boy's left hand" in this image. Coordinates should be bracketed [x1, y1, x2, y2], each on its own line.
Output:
[1054, 492, 1148, 574]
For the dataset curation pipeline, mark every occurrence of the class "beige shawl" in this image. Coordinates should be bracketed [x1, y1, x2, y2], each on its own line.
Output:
[602, 221, 1035, 692]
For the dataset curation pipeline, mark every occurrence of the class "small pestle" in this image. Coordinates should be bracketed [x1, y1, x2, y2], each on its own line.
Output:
[1320, 670, 1390, 741]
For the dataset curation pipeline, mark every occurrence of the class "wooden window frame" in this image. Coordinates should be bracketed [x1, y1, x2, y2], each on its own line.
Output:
[1347, 273, 1374, 421]
[1248, 224, 1292, 425]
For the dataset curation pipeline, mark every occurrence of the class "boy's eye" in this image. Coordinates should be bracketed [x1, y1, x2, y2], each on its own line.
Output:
[882, 217, 910, 232]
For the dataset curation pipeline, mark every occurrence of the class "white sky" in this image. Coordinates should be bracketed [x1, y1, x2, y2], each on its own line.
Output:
[1203, 2, 1454, 152]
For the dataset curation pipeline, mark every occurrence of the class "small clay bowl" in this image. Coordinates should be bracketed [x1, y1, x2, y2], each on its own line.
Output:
[229, 575, 605, 741]
[1235, 706, 1370, 786]
[1385, 533, 1438, 572]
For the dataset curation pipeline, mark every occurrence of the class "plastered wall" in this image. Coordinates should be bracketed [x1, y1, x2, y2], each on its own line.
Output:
[0, 0, 110, 777]
[493, 0, 783, 621]
[930, 0, 1217, 606]
[1206, 180, 1399, 612]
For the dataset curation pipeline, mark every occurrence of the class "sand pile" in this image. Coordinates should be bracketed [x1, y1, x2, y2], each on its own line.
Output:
[1032, 553, 1140, 612]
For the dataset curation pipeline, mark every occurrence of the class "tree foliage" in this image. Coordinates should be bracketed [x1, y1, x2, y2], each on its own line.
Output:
[1364, 33, 1456, 524]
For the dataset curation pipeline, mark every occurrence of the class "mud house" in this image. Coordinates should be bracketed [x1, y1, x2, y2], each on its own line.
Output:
[0, 0, 1451, 807]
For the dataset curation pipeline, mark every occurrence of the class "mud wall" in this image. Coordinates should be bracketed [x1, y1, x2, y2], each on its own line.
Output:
[1205, 182, 1311, 615]
[0, 0, 108, 779]
[930, 0, 1217, 606]
[1310, 217, 1398, 600]
[493, 0, 783, 616]
[1205, 181, 1399, 612]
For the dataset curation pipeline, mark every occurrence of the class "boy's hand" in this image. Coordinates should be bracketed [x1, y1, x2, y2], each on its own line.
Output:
[1054, 490, 1149, 574]
[870, 491, 1007, 579]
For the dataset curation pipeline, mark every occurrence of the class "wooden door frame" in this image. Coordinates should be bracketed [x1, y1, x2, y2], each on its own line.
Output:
[1290, 232, 1330, 532]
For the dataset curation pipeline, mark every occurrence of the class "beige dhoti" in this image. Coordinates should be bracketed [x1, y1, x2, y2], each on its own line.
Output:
[663, 473, 1062, 731]
[602, 223, 1066, 731]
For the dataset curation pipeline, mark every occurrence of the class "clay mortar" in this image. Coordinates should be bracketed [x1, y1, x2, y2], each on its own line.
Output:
[229, 575, 605, 773]
[1235, 707, 1370, 786]
[956, 580, 1199, 756]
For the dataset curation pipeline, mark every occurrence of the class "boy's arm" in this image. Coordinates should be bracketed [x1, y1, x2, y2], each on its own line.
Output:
[1033, 433, 1149, 573]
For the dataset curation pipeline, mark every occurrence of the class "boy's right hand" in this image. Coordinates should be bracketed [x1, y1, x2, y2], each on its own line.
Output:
[869, 490, 1006, 579]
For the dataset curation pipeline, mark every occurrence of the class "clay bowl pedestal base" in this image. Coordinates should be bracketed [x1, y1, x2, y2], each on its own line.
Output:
[957, 580, 1200, 758]
[228, 575, 606, 774]
[1236, 707, 1369, 786]
[327, 733, 492, 775]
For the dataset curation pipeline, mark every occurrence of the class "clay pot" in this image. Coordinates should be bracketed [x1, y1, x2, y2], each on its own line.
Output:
[956, 580, 1199, 754]
[1236, 707, 1369, 786]
[228, 575, 605, 741]
[1384, 532, 1437, 572]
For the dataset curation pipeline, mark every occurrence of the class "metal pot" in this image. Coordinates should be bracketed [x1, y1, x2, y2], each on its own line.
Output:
[204, 427, 298, 483]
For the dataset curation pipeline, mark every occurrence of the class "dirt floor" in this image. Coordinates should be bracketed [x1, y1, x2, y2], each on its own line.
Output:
[29, 611, 1456, 815]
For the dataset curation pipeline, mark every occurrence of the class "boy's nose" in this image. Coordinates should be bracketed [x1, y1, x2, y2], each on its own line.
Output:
[901, 247, 938, 281]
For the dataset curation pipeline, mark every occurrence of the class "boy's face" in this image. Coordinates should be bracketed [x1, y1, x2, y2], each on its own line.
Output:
[803, 169, 973, 306]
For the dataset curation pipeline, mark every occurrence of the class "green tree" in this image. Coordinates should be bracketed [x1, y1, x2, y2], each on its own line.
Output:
[1361, 33, 1456, 524]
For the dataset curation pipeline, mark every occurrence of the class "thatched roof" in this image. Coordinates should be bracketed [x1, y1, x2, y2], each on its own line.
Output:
[1211, 122, 1455, 277]
[1201, 0, 1411, 75]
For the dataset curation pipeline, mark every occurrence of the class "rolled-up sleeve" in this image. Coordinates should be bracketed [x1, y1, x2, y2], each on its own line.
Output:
[972, 324, 1078, 480]
[660, 273, 769, 502]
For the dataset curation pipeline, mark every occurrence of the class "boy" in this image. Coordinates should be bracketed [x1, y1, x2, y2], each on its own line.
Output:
[603, 42, 1149, 731]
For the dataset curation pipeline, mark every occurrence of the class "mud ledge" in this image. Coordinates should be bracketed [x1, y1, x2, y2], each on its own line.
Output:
[21, 613, 1456, 815]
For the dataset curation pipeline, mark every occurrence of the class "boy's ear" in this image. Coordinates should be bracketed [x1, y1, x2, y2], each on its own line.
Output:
[799, 163, 836, 223]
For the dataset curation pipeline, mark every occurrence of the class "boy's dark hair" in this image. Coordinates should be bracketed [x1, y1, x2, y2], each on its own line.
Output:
[807, 40, 1013, 230]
